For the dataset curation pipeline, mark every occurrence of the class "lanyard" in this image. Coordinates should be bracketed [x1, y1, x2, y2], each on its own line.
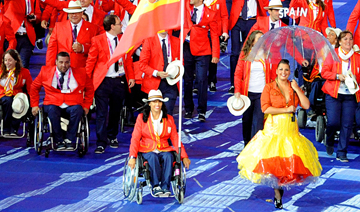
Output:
[26, 0, 31, 15]
[56, 69, 71, 90]
[107, 36, 117, 55]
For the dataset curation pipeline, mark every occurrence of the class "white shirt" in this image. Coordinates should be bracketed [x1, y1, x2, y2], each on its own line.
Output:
[84, 4, 94, 22]
[153, 34, 172, 77]
[70, 19, 83, 39]
[269, 18, 280, 30]
[121, 0, 138, 32]
[151, 111, 163, 154]
[17, 0, 32, 33]
[105, 32, 125, 77]
[338, 61, 352, 95]
[248, 61, 266, 93]
[52, 67, 79, 108]
[193, 4, 204, 25]
[240, 0, 257, 19]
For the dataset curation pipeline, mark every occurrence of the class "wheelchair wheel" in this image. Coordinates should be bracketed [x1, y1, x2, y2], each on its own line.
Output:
[78, 116, 89, 157]
[123, 156, 140, 201]
[315, 115, 325, 143]
[136, 189, 143, 205]
[26, 116, 35, 147]
[34, 110, 43, 155]
[297, 109, 307, 128]
[171, 163, 186, 204]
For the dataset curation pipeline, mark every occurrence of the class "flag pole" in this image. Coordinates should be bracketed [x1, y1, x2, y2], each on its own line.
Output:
[178, 0, 184, 161]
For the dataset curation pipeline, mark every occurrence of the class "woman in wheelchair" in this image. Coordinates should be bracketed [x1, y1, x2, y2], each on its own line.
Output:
[0, 49, 32, 136]
[128, 89, 191, 197]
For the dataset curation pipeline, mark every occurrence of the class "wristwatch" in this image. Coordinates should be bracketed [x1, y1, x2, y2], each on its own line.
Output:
[336, 74, 339, 80]
[129, 156, 136, 159]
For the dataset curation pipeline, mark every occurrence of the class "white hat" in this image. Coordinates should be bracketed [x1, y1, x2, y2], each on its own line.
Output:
[353, 44, 360, 53]
[166, 60, 184, 86]
[264, 0, 284, 10]
[12, 93, 29, 119]
[227, 95, 251, 116]
[63, 1, 85, 13]
[142, 89, 169, 103]
[45, 33, 51, 46]
[325, 27, 342, 37]
[345, 72, 359, 94]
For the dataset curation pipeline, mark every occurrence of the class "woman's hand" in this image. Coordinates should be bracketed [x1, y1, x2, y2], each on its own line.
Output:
[338, 74, 346, 82]
[182, 157, 191, 170]
[234, 92, 241, 99]
[128, 158, 136, 169]
[286, 105, 296, 113]
[290, 80, 301, 92]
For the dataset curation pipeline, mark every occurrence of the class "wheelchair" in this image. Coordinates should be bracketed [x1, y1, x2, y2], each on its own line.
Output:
[33, 107, 89, 158]
[123, 152, 186, 204]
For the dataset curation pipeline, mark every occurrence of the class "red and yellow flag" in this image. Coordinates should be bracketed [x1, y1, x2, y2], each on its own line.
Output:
[108, 0, 181, 66]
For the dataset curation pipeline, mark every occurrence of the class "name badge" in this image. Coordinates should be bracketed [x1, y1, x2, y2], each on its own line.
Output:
[61, 89, 71, 93]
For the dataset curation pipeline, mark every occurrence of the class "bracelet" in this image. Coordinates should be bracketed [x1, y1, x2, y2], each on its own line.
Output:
[129, 156, 136, 159]
[336, 74, 339, 80]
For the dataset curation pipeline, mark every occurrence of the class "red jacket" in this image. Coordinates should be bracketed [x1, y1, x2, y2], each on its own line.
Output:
[234, 51, 276, 95]
[94, 0, 115, 12]
[4, 0, 41, 46]
[46, 20, 99, 68]
[139, 35, 180, 93]
[129, 113, 189, 159]
[115, 0, 137, 17]
[0, 68, 32, 98]
[289, 0, 330, 34]
[324, 0, 336, 28]
[347, 0, 360, 47]
[184, 3, 220, 58]
[86, 33, 135, 91]
[228, 0, 268, 31]
[206, 0, 228, 36]
[0, 13, 17, 64]
[30, 66, 94, 109]
[321, 49, 360, 102]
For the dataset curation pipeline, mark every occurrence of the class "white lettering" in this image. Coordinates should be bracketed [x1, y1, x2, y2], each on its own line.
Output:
[300, 8, 308, 17]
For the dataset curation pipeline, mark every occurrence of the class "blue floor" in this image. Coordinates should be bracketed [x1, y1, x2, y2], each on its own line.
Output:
[1, 1, 360, 211]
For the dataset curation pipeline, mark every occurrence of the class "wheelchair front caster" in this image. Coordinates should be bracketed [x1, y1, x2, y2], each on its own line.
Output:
[45, 149, 50, 158]
[136, 190, 143, 204]
[178, 189, 184, 204]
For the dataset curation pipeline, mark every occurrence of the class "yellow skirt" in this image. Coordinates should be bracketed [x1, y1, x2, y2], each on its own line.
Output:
[236, 114, 322, 188]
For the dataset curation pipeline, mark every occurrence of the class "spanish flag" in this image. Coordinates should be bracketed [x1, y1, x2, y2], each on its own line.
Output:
[108, 0, 181, 66]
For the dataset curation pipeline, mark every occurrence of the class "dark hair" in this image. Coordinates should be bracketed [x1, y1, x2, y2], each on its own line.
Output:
[142, 102, 168, 123]
[56, 51, 70, 60]
[82, 12, 89, 21]
[242, 30, 263, 59]
[103, 15, 119, 31]
[1, 49, 23, 80]
[277, 59, 290, 69]
[306, 0, 325, 11]
[335, 30, 353, 49]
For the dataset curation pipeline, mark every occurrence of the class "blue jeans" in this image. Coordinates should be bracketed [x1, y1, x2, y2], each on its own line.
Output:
[142, 152, 174, 190]
[158, 79, 178, 116]
[325, 94, 356, 158]
[242, 92, 264, 146]
[1, 96, 21, 133]
[183, 42, 211, 114]
[16, 34, 34, 69]
[44, 105, 83, 144]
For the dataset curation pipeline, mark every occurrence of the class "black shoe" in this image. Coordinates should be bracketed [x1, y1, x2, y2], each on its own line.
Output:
[198, 113, 206, 122]
[274, 197, 283, 209]
[193, 88, 198, 94]
[95, 146, 105, 154]
[228, 86, 234, 94]
[109, 138, 119, 148]
[336, 156, 349, 162]
[185, 112, 192, 119]
[209, 82, 216, 92]
[326, 145, 334, 156]
[35, 39, 43, 50]
[56, 141, 66, 150]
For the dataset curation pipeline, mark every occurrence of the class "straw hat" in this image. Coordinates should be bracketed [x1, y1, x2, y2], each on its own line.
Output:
[166, 60, 184, 86]
[12, 93, 29, 119]
[345, 72, 359, 94]
[264, 0, 284, 10]
[353, 44, 360, 53]
[45, 33, 51, 46]
[325, 27, 342, 38]
[227, 95, 251, 116]
[142, 89, 169, 103]
[63, 1, 85, 13]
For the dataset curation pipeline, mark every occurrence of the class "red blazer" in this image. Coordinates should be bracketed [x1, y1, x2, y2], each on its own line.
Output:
[4, 0, 41, 46]
[228, 0, 268, 31]
[0, 13, 17, 64]
[347, 0, 360, 47]
[206, 0, 228, 36]
[94, 0, 115, 12]
[324, 0, 336, 28]
[30, 66, 94, 109]
[115, 0, 137, 16]
[86, 33, 135, 90]
[184, 3, 220, 58]
[234, 51, 276, 95]
[289, 0, 329, 34]
[139, 35, 180, 93]
[46, 20, 99, 68]
[321, 49, 360, 102]
[0, 68, 32, 98]
[129, 113, 189, 159]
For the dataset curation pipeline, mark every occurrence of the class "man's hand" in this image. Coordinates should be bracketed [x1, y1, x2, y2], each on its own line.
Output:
[32, 106, 39, 116]
[234, 92, 241, 99]
[211, 57, 219, 64]
[41, 20, 48, 29]
[338, 74, 346, 82]
[28, 13, 36, 22]
[222, 32, 229, 41]
[182, 157, 191, 170]
[128, 79, 135, 88]
[72, 42, 83, 53]
[128, 158, 136, 169]
[157, 71, 169, 79]
[302, 60, 309, 67]
[83, 107, 89, 115]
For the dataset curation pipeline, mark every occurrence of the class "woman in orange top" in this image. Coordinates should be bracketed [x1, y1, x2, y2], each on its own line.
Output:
[234, 30, 276, 146]
[0, 49, 32, 135]
[236, 59, 322, 209]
